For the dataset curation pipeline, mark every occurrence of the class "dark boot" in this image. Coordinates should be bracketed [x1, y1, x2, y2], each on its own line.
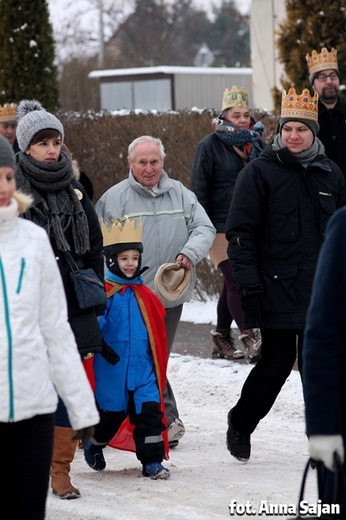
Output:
[84, 441, 107, 471]
[51, 426, 81, 499]
[226, 409, 251, 461]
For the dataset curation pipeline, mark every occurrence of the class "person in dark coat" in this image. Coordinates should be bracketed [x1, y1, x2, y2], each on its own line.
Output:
[225, 87, 346, 463]
[303, 206, 346, 517]
[306, 46, 346, 180]
[14, 99, 104, 499]
[190, 86, 265, 363]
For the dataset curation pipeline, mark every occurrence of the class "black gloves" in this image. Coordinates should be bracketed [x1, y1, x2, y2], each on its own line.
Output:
[101, 340, 120, 366]
[241, 293, 263, 325]
[72, 426, 95, 448]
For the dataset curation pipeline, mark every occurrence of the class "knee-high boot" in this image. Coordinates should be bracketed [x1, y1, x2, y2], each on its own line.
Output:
[51, 426, 81, 499]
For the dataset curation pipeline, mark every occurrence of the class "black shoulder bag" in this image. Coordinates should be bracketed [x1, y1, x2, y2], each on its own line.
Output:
[63, 251, 107, 309]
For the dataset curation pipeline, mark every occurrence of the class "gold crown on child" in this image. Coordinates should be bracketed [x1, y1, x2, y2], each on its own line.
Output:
[0, 103, 18, 123]
[306, 47, 338, 76]
[222, 86, 248, 111]
[100, 216, 142, 247]
[281, 88, 318, 122]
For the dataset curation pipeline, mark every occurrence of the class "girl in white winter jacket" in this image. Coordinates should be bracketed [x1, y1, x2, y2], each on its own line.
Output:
[0, 135, 99, 520]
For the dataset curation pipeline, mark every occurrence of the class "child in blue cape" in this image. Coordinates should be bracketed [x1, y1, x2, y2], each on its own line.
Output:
[84, 217, 170, 480]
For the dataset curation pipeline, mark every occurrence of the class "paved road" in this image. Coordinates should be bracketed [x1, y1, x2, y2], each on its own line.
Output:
[172, 321, 248, 364]
[173, 321, 298, 370]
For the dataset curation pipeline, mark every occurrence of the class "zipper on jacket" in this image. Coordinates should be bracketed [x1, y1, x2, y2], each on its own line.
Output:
[16, 258, 25, 293]
[0, 258, 14, 421]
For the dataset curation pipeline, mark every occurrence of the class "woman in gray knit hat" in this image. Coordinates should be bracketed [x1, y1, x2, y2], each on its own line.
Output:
[0, 135, 99, 519]
[15, 100, 104, 500]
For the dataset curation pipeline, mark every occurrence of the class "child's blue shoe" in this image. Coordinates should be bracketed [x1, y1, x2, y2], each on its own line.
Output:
[142, 462, 170, 480]
[84, 442, 106, 471]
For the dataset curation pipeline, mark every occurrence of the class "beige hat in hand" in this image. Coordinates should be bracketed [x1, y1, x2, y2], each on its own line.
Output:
[154, 262, 191, 301]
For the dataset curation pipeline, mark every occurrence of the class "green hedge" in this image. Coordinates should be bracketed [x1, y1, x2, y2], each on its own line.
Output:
[58, 109, 279, 300]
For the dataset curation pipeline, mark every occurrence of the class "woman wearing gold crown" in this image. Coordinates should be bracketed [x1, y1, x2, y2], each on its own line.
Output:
[190, 85, 265, 363]
[83, 217, 171, 480]
[224, 87, 346, 464]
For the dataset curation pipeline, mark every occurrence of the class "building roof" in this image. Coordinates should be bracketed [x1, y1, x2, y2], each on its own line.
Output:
[89, 65, 252, 79]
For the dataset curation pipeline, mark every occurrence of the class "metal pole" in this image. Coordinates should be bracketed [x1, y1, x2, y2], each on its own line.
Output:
[98, 0, 105, 68]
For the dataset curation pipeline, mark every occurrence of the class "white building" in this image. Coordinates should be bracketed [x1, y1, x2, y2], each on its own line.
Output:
[88, 66, 253, 112]
[250, 0, 286, 110]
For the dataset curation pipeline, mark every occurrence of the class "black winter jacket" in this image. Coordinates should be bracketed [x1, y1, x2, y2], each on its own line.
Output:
[52, 180, 104, 355]
[317, 98, 346, 180]
[226, 143, 346, 329]
[23, 178, 104, 355]
[190, 132, 265, 233]
[303, 206, 346, 436]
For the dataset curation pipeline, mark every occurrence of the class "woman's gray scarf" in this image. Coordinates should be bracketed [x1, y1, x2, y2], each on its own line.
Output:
[15, 151, 90, 254]
[272, 134, 329, 170]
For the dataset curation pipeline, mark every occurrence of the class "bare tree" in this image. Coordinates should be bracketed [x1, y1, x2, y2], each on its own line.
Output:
[53, 0, 133, 67]
[55, 0, 249, 110]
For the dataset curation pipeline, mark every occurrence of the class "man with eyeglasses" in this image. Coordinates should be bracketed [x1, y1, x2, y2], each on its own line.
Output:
[306, 47, 346, 179]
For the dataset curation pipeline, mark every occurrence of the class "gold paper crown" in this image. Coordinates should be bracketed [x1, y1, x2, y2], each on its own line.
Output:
[0, 103, 18, 124]
[281, 88, 318, 122]
[306, 47, 338, 76]
[100, 216, 142, 247]
[222, 86, 248, 111]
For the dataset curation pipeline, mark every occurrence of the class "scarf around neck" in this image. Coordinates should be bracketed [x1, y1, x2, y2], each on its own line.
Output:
[272, 134, 329, 170]
[105, 269, 143, 286]
[212, 117, 264, 161]
[15, 151, 90, 254]
[0, 199, 18, 240]
[0, 198, 17, 222]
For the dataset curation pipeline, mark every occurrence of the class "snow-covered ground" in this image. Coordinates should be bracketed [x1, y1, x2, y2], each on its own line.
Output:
[45, 298, 317, 520]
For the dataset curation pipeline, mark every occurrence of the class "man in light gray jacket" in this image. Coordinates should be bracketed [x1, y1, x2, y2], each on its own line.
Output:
[95, 135, 216, 448]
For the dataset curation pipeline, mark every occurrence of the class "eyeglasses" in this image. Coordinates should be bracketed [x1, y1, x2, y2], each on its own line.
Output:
[316, 72, 339, 82]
